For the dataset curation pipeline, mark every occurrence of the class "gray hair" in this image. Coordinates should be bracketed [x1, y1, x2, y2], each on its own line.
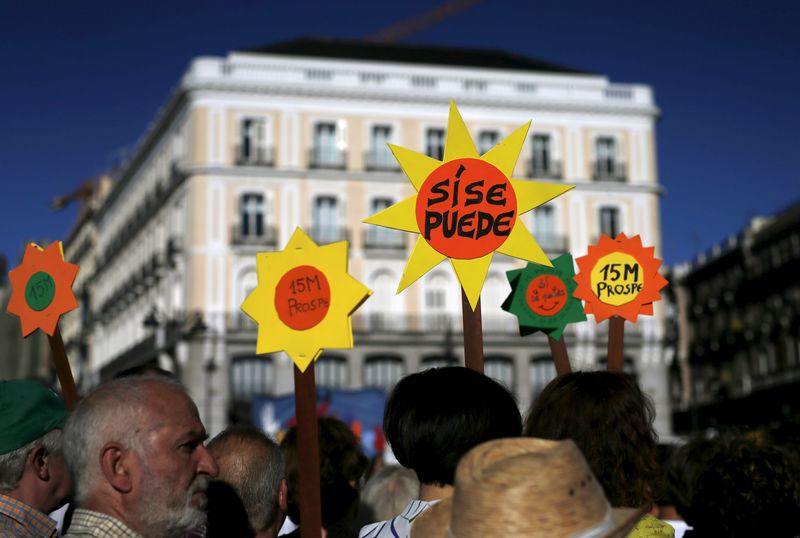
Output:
[361, 465, 420, 522]
[207, 426, 285, 532]
[63, 376, 187, 502]
[0, 429, 63, 493]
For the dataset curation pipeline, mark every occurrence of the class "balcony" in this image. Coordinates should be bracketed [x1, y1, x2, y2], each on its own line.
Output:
[363, 228, 405, 253]
[592, 161, 627, 182]
[364, 149, 400, 171]
[309, 148, 347, 170]
[236, 145, 275, 167]
[231, 223, 279, 247]
[526, 159, 562, 180]
[535, 234, 568, 254]
[309, 226, 349, 244]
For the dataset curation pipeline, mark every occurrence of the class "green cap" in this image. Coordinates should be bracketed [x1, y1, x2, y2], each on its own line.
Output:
[0, 379, 68, 455]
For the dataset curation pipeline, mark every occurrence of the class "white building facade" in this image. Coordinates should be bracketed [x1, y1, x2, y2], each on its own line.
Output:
[78, 40, 670, 435]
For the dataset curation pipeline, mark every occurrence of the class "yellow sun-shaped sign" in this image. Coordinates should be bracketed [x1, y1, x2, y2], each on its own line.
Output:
[241, 228, 372, 372]
[364, 102, 574, 310]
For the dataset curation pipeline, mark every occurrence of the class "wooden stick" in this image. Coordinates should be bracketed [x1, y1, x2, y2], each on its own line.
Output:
[547, 335, 572, 376]
[461, 288, 484, 374]
[607, 316, 625, 372]
[47, 326, 78, 411]
[293, 364, 322, 538]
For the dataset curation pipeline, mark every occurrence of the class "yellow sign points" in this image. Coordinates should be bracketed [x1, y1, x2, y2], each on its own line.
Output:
[241, 228, 372, 372]
[364, 102, 574, 311]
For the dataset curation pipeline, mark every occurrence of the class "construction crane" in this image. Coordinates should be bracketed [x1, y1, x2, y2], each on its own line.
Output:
[365, 0, 484, 43]
[50, 180, 95, 212]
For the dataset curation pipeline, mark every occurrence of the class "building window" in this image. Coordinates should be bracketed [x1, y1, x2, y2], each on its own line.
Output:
[311, 122, 345, 168]
[530, 357, 556, 401]
[531, 134, 551, 175]
[238, 118, 272, 165]
[316, 355, 348, 388]
[594, 137, 624, 181]
[477, 130, 499, 155]
[367, 271, 396, 330]
[366, 125, 395, 170]
[599, 207, 620, 238]
[486, 356, 514, 389]
[421, 355, 458, 369]
[365, 198, 402, 249]
[425, 273, 449, 331]
[230, 356, 274, 400]
[532, 205, 562, 252]
[312, 196, 342, 244]
[364, 355, 404, 389]
[425, 128, 445, 160]
[240, 193, 264, 238]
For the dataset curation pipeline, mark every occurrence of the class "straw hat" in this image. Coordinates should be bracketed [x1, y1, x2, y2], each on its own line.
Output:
[412, 438, 645, 538]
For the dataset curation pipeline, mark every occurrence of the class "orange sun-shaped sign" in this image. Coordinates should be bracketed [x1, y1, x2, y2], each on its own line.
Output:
[573, 233, 667, 322]
[7, 242, 79, 337]
[364, 102, 574, 310]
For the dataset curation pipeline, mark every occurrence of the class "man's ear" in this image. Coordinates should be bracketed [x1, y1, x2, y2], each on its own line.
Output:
[29, 445, 51, 481]
[277, 478, 288, 513]
[99, 443, 133, 493]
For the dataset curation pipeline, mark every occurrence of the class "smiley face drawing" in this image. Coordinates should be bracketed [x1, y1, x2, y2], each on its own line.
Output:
[526, 275, 567, 317]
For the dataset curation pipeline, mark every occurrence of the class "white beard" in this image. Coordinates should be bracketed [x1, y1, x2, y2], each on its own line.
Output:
[137, 469, 209, 537]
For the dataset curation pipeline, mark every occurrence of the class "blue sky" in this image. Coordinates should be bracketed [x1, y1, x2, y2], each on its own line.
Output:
[1, 0, 798, 266]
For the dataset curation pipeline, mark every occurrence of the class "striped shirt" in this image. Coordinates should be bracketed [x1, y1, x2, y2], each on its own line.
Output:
[0, 493, 58, 538]
[63, 509, 143, 538]
[359, 500, 436, 538]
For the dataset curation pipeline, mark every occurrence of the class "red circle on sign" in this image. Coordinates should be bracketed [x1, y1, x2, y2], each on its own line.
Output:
[274, 266, 331, 330]
[526, 275, 568, 317]
[415, 158, 517, 259]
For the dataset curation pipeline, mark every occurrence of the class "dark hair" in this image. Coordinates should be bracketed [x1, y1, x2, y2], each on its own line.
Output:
[281, 417, 368, 536]
[673, 433, 800, 537]
[207, 425, 285, 534]
[523, 371, 660, 507]
[384, 367, 522, 486]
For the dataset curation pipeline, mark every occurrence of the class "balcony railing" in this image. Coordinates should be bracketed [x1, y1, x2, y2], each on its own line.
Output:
[363, 228, 405, 251]
[526, 159, 562, 179]
[236, 145, 275, 167]
[309, 226, 349, 244]
[592, 161, 627, 182]
[231, 223, 279, 246]
[535, 234, 568, 254]
[309, 148, 347, 170]
[364, 149, 400, 171]
[225, 311, 521, 335]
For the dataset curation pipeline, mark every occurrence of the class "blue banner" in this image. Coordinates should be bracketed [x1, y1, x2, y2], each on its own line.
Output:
[251, 388, 387, 458]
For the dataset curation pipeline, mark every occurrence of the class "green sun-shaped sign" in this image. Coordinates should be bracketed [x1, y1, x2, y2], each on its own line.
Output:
[502, 253, 586, 341]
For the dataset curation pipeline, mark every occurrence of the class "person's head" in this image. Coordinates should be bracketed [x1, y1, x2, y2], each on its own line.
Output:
[524, 371, 659, 508]
[207, 426, 287, 538]
[63, 376, 218, 538]
[281, 416, 368, 535]
[671, 433, 800, 537]
[411, 438, 644, 538]
[384, 367, 522, 486]
[0, 379, 71, 513]
[361, 465, 420, 522]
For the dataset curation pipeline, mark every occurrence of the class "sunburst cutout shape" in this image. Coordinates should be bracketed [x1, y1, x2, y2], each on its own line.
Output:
[241, 228, 372, 372]
[573, 233, 667, 323]
[364, 102, 574, 310]
[7, 242, 79, 337]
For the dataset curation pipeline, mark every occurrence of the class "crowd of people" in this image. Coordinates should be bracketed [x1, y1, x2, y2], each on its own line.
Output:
[1, 367, 798, 538]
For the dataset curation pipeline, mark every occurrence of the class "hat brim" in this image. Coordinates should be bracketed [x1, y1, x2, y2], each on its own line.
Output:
[411, 498, 648, 538]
